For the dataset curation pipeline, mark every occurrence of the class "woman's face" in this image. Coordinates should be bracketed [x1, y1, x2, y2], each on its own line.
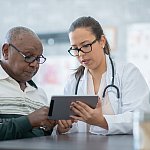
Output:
[69, 28, 106, 71]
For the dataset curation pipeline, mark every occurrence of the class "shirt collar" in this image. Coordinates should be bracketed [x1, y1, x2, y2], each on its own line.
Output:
[0, 65, 10, 80]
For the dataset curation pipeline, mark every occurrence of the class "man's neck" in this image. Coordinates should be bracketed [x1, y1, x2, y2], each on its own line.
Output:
[18, 81, 27, 91]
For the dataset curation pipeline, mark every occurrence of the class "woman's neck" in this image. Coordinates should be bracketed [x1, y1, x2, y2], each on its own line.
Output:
[89, 56, 107, 80]
[89, 56, 107, 95]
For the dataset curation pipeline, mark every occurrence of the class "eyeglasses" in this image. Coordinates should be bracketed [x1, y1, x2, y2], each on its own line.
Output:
[9, 43, 46, 64]
[68, 39, 97, 57]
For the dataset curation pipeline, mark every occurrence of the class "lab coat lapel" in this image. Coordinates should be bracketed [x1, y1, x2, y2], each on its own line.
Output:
[105, 55, 120, 114]
[76, 68, 88, 95]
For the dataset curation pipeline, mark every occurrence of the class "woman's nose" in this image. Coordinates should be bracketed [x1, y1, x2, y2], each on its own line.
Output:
[78, 50, 85, 57]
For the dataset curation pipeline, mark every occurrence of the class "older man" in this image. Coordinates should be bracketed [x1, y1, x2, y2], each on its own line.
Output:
[0, 26, 55, 140]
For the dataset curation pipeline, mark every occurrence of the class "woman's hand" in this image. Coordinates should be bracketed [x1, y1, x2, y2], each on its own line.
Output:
[57, 119, 75, 134]
[70, 99, 108, 130]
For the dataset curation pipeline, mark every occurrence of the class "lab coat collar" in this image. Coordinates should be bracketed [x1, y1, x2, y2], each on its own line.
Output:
[105, 55, 113, 84]
[78, 68, 88, 95]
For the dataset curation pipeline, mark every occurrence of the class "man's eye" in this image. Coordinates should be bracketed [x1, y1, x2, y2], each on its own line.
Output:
[25, 56, 32, 59]
[25, 56, 35, 61]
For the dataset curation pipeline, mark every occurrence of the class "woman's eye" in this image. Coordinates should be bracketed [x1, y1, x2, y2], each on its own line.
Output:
[72, 47, 78, 50]
[82, 44, 90, 48]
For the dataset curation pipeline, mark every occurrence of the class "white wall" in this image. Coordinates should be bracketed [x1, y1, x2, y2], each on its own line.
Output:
[0, 0, 150, 99]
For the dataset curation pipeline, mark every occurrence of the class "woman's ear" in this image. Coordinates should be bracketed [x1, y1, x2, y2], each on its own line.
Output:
[100, 35, 106, 48]
[2, 43, 9, 60]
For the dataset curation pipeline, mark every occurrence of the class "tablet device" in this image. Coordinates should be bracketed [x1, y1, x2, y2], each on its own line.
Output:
[48, 95, 98, 120]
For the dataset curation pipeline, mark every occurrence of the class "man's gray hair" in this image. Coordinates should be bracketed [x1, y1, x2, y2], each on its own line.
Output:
[5, 26, 40, 43]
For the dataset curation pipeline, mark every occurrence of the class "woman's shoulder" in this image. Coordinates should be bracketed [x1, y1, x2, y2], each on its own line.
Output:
[114, 58, 139, 72]
[111, 58, 143, 82]
[67, 73, 76, 82]
[64, 73, 77, 88]
[114, 59, 143, 82]
[64, 73, 77, 95]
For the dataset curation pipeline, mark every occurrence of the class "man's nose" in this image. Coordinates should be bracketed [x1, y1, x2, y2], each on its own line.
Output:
[29, 59, 39, 67]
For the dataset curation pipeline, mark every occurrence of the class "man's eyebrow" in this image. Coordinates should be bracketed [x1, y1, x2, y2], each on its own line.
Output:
[24, 47, 36, 51]
[23, 48, 38, 54]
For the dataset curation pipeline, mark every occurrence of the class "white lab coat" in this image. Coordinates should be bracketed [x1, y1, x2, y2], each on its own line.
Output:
[64, 55, 150, 135]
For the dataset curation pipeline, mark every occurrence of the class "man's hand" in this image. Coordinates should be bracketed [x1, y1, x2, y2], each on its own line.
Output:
[28, 106, 56, 130]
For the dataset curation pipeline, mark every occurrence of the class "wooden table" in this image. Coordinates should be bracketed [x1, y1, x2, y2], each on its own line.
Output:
[0, 133, 134, 150]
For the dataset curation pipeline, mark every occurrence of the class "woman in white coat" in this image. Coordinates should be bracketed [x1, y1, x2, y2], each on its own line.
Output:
[57, 16, 150, 135]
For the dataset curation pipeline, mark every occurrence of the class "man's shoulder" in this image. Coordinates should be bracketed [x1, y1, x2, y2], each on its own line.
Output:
[0, 64, 9, 80]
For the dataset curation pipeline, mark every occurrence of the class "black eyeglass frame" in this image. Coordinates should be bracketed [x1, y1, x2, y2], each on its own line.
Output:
[9, 43, 46, 64]
[68, 39, 97, 57]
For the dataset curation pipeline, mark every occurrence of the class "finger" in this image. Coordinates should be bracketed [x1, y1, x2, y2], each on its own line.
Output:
[70, 115, 84, 122]
[61, 120, 72, 126]
[48, 120, 57, 126]
[71, 118, 76, 123]
[65, 120, 73, 128]
[58, 120, 65, 128]
[71, 106, 92, 123]
[58, 120, 71, 129]
[42, 106, 49, 111]
[71, 102, 90, 117]
[75, 101, 92, 112]
[40, 106, 49, 116]
[71, 105, 83, 117]
[43, 121, 53, 128]
[96, 100, 102, 109]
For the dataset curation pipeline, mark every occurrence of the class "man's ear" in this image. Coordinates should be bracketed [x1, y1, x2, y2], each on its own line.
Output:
[2, 43, 9, 60]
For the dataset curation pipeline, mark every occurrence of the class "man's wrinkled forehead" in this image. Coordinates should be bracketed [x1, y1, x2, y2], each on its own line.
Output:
[12, 33, 41, 47]
[13, 32, 34, 41]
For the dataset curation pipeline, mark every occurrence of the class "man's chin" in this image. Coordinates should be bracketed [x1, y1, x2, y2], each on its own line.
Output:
[23, 76, 33, 82]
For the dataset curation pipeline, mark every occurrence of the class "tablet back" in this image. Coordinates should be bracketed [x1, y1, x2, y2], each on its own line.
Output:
[48, 96, 98, 120]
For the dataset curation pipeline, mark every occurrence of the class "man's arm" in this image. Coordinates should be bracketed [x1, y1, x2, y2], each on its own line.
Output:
[0, 116, 33, 140]
[0, 106, 56, 140]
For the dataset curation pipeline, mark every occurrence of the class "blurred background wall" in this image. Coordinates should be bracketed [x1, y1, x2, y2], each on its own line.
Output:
[0, 0, 150, 99]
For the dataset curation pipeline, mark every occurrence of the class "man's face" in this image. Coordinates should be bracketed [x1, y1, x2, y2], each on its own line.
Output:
[3, 33, 43, 82]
